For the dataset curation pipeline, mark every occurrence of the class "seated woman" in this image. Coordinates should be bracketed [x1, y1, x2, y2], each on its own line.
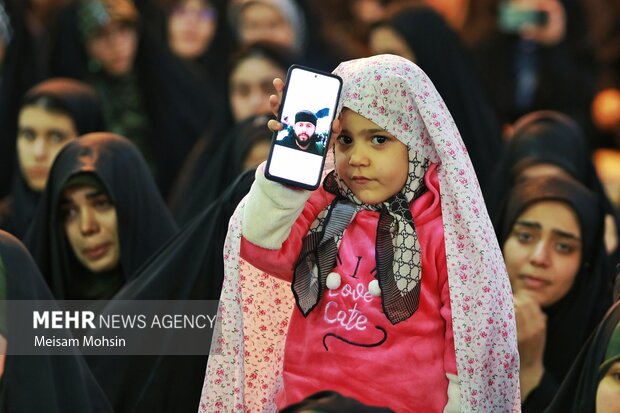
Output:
[24, 133, 177, 300]
[546, 300, 620, 412]
[0, 77, 104, 239]
[0, 229, 111, 412]
[497, 175, 614, 411]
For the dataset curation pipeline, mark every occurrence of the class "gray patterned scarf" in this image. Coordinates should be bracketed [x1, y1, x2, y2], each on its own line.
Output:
[293, 152, 429, 324]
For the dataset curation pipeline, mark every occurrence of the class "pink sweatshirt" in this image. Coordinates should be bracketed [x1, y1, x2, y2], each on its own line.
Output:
[241, 165, 457, 412]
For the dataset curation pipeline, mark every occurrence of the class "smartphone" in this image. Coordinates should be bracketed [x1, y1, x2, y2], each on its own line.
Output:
[498, 1, 548, 33]
[265, 65, 343, 190]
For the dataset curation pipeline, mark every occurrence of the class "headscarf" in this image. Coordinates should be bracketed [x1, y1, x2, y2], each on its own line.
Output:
[228, 0, 306, 53]
[86, 169, 254, 412]
[1, 78, 104, 240]
[497, 175, 612, 392]
[486, 110, 620, 262]
[24, 133, 177, 300]
[201, 54, 519, 412]
[546, 300, 620, 413]
[77, 0, 139, 42]
[50, 0, 219, 197]
[0, 230, 112, 412]
[384, 5, 503, 188]
[293, 144, 429, 324]
[169, 113, 274, 225]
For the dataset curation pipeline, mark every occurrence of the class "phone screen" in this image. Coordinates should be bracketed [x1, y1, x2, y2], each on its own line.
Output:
[265, 65, 343, 190]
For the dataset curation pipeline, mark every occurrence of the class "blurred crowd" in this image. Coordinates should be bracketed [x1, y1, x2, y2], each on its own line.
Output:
[0, 0, 619, 412]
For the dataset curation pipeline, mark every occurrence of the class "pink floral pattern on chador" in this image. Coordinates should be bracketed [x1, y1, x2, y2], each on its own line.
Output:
[199, 55, 520, 412]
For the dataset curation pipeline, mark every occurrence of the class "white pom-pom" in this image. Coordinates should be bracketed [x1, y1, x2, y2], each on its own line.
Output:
[326, 272, 341, 290]
[368, 279, 381, 297]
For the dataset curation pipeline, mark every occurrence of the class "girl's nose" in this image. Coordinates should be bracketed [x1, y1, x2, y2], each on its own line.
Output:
[348, 144, 370, 167]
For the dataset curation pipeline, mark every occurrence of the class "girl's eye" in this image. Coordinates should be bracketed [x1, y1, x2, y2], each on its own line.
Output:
[336, 135, 352, 145]
[371, 135, 389, 144]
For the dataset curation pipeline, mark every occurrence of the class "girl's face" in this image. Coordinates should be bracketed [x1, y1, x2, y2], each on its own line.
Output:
[61, 184, 120, 273]
[168, 0, 216, 60]
[17, 105, 78, 192]
[503, 200, 582, 307]
[597, 361, 620, 413]
[86, 20, 138, 77]
[229, 55, 285, 122]
[335, 109, 409, 205]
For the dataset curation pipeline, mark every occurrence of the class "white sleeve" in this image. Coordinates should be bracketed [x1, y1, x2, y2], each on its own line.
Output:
[242, 164, 311, 249]
[443, 373, 461, 413]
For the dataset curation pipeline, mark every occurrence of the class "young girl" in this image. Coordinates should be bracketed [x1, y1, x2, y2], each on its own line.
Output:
[201, 54, 519, 412]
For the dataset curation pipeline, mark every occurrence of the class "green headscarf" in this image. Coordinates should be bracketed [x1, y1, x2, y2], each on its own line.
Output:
[600, 320, 620, 377]
[78, 0, 139, 42]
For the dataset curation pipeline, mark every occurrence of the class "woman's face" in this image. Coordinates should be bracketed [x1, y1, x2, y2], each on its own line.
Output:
[503, 200, 582, 307]
[238, 2, 295, 50]
[229, 55, 285, 122]
[597, 361, 620, 413]
[168, 0, 216, 60]
[86, 20, 138, 76]
[61, 184, 120, 273]
[17, 105, 78, 191]
[368, 25, 416, 62]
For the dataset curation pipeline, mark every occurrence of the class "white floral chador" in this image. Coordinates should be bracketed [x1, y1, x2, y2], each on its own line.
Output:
[199, 55, 520, 412]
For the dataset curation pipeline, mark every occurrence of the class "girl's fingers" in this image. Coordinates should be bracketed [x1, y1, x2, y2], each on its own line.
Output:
[267, 119, 283, 132]
[269, 78, 286, 117]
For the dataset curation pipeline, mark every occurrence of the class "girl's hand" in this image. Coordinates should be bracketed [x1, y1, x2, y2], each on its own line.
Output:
[267, 78, 286, 133]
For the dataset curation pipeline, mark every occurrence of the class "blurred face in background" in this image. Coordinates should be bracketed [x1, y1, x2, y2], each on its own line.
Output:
[597, 360, 620, 413]
[168, 0, 217, 60]
[17, 105, 78, 191]
[86, 20, 138, 77]
[238, 2, 295, 50]
[229, 55, 285, 122]
[368, 25, 416, 62]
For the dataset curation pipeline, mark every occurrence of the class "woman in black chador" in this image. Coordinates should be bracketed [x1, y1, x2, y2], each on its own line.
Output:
[0, 77, 104, 240]
[486, 110, 620, 265]
[0, 230, 112, 412]
[496, 175, 613, 411]
[368, 5, 503, 189]
[24, 133, 177, 301]
[50, 0, 219, 197]
[89, 169, 255, 412]
[546, 300, 620, 413]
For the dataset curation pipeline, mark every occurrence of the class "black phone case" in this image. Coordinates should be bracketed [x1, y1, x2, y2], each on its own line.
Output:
[264, 64, 343, 190]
